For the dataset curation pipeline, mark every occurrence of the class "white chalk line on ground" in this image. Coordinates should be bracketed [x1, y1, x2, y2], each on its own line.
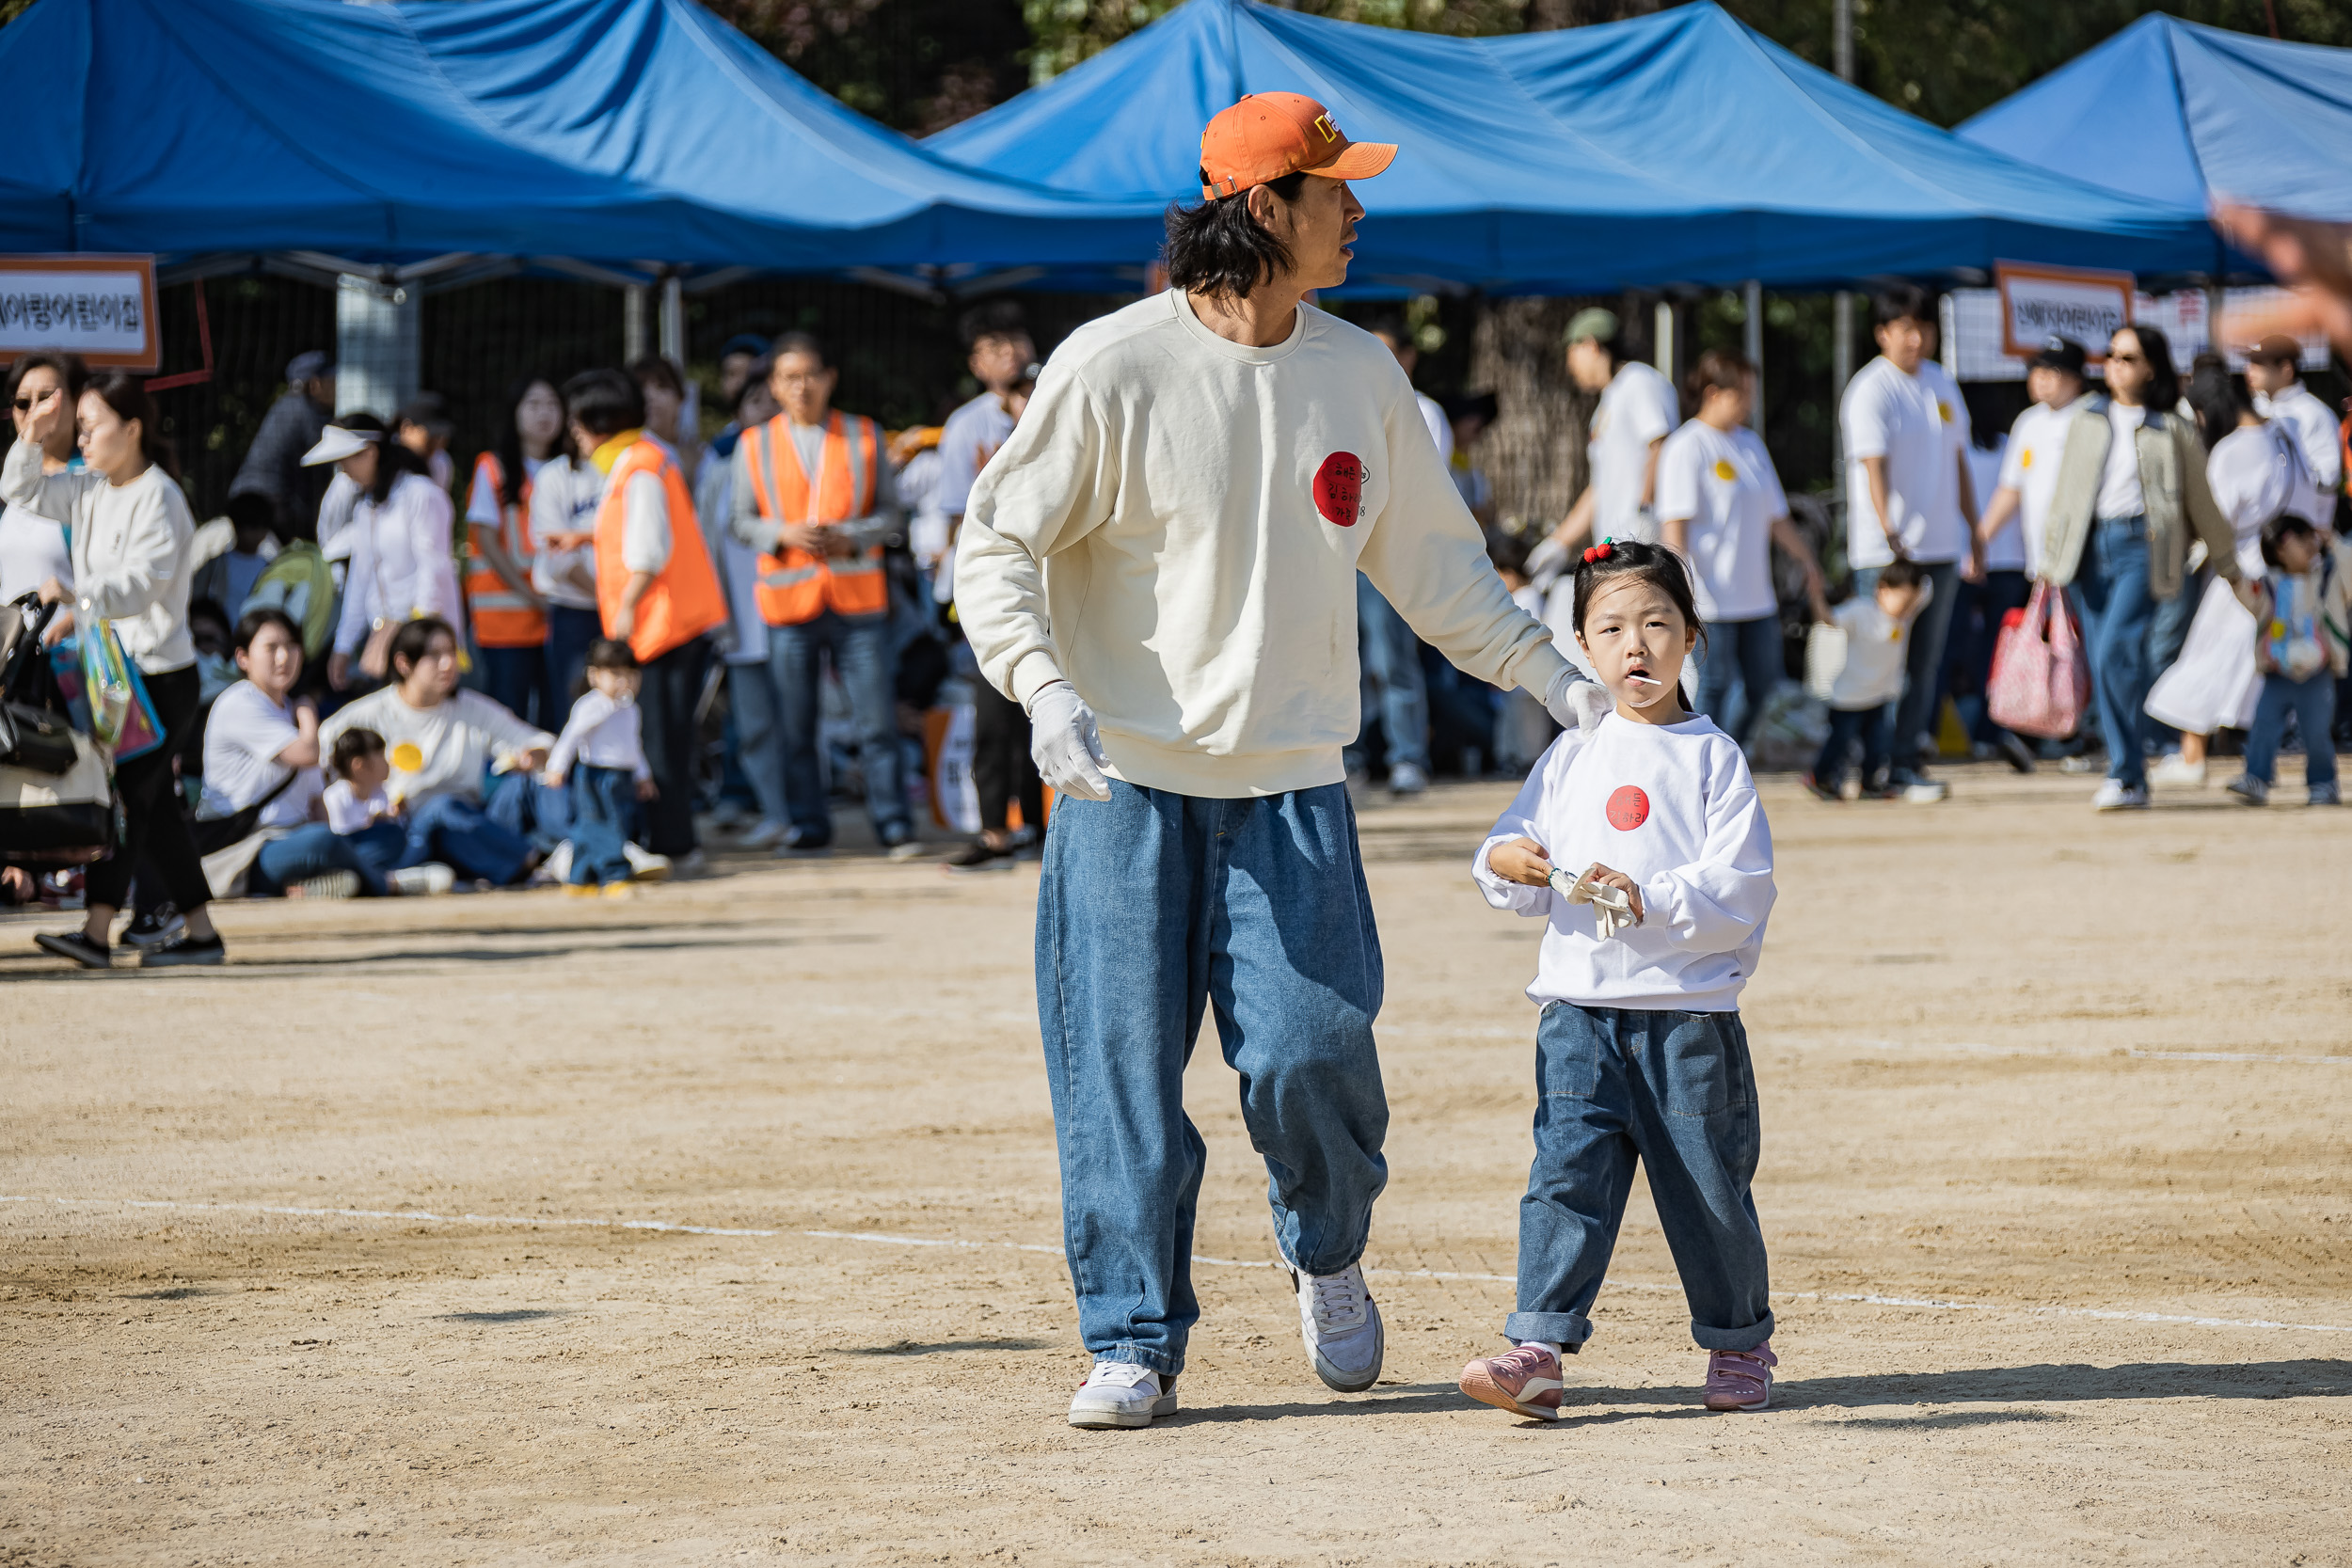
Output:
[8, 1196, 2348, 1338]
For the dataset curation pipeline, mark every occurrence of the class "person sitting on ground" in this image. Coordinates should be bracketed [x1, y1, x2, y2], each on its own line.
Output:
[1804, 560, 1930, 801]
[2226, 514, 2349, 808]
[318, 616, 558, 887]
[543, 639, 667, 890]
[191, 491, 280, 625]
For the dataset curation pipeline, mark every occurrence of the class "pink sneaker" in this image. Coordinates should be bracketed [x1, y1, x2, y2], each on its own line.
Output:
[1702, 1341, 1777, 1411]
[1458, 1344, 1565, 1420]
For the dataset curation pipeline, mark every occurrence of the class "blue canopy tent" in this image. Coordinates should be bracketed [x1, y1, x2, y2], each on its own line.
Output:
[0, 0, 1159, 279]
[927, 0, 2228, 295]
[1960, 15, 2352, 233]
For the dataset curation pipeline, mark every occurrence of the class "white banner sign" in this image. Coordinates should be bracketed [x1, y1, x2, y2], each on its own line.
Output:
[1994, 261, 2136, 360]
[0, 256, 159, 369]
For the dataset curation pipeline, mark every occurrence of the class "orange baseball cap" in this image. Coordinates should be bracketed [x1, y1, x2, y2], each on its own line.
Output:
[1198, 92, 1396, 202]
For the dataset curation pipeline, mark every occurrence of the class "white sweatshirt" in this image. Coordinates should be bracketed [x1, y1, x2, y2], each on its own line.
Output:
[547, 689, 649, 781]
[3, 437, 196, 672]
[334, 471, 462, 656]
[1473, 712, 1774, 1012]
[957, 291, 1569, 798]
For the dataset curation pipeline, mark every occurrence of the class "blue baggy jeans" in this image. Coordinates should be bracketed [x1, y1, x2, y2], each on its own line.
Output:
[2067, 515, 2157, 788]
[1505, 1003, 1774, 1354]
[1036, 779, 1390, 1376]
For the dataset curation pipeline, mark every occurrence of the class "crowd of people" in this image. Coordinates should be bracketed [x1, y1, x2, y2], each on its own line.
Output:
[2, 269, 2346, 966]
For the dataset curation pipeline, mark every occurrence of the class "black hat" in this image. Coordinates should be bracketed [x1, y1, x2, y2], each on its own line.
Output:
[395, 391, 454, 440]
[2029, 336, 2087, 376]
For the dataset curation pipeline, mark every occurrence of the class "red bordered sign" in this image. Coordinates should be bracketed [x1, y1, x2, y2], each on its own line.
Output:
[0, 255, 160, 370]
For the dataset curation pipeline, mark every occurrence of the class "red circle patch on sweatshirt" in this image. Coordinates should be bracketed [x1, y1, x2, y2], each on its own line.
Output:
[1606, 785, 1650, 831]
[1313, 451, 1364, 527]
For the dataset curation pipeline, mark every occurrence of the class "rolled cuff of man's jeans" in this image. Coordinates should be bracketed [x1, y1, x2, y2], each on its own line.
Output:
[1503, 1309, 1595, 1349]
[1089, 1341, 1181, 1377]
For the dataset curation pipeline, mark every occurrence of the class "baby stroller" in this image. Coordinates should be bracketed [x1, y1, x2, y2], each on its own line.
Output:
[0, 594, 115, 866]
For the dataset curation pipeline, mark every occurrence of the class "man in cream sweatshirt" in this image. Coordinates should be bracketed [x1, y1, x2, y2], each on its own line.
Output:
[957, 91, 1599, 1431]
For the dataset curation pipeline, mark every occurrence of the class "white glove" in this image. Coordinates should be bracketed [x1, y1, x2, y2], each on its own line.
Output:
[1541, 665, 1611, 732]
[1549, 863, 1638, 938]
[1026, 680, 1112, 801]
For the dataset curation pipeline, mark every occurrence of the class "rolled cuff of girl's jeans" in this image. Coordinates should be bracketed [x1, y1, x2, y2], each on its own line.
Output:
[1691, 1309, 1774, 1354]
[1089, 1341, 1181, 1377]
[1503, 1309, 1594, 1348]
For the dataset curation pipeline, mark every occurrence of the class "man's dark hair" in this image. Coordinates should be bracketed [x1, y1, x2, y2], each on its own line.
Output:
[562, 370, 645, 440]
[1570, 536, 1705, 651]
[389, 615, 458, 679]
[769, 331, 830, 371]
[1871, 284, 1932, 330]
[1486, 527, 1531, 578]
[959, 300, 1030, 351]
[2260, 512, 2320, 569]
[232, 606, 301, 655]
[330, 727, 386, 781]
[1876, 558, 1928, 593]
[1163, 170, 1309, 299]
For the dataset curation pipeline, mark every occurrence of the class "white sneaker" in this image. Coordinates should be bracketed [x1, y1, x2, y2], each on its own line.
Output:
[736, 818, 787, 851]
[1387, 761, 1428, 797]
[2148, 754, 2207, 788]
[539, 841, 575, 886]
[622, 842, 672, 882]
[1289, 1260, 1384, 1393]
[388, 863, 455, 896]
[1066, 1361, 1177, 1430]
[2091, 780, 2151, 811]
[1900, 778, 1949, 803]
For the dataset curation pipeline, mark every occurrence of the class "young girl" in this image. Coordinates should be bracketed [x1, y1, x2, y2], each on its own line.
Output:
[544, 639, 665, 890]
[1458, 538, 1779, 1420]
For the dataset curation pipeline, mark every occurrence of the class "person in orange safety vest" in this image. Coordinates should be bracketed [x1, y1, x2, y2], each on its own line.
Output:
[462, 375, 564, 725]
[726, 332, 916, 858]
[563, 368, 724, 864]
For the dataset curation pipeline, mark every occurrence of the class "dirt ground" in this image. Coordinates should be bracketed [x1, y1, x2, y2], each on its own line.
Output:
[2, 762, 2347, 1566]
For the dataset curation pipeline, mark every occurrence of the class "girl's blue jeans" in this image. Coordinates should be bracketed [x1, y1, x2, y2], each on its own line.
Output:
[1506, 1002, 1774, 1354]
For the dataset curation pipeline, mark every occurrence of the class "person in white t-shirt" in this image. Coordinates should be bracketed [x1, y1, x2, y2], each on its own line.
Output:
[199, 607, 399, 897]
[1655, 350, 1825, 752]
[2244, 333, 2343, 495]
[543, 638, 665, 890]
[1459, 538, 1778, 1421]
[1560, 309, 1678, 551]
[1974, 338, 2093, 771]
[318, 616, 556, 886]
[1353, 316, 1447, 794]
[528, 426, 610, 718]
[1839, 285, 1973, 801]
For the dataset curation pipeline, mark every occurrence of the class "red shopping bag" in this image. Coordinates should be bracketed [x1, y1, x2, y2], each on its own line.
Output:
[1986, 581, 2090, 739]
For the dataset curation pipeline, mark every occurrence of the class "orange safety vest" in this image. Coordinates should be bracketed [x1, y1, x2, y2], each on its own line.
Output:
[740, 411, 887, 626]
[463, 452, 546, 648]
[593, 436, 726, 663]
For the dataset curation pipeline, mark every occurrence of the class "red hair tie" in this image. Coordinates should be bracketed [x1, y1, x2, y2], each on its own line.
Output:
[1582, 540, 1613, 564]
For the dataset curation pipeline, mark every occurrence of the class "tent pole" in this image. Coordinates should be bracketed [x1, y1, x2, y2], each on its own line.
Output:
[1832, 291, 1853, 473]
[624, 284, 650, 364]
[1743, 279, 1764, 435]
[1654, 299, 1674, 380]
[659, 272, 686, 365]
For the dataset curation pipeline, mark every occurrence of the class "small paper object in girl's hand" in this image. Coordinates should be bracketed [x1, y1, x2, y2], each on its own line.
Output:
[1549, 863, 1637, 938]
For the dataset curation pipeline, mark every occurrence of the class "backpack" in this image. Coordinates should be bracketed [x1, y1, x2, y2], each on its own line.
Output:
[245, 542, 339, 661]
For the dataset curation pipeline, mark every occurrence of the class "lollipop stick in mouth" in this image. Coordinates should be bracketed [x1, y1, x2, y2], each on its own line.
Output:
[1627, 673, 1663, 686]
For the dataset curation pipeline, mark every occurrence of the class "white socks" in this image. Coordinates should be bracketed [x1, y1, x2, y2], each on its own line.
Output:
[1520, 1339, 1564, 1359]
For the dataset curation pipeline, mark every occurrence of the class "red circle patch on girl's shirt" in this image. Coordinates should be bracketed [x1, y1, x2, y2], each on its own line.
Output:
[1313, 451, 1364, 527]
[1606, 785, 1650, 831]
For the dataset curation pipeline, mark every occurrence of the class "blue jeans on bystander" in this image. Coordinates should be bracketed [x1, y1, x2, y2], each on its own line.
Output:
[1036, 779, 1390, 1377]
[566, 764, 641, 884]
[769, 609, 907, 845]
[475, 644, 546, 731]
[1693, 615, 1783, 752]
[2066, 515, 2157, 789]
[246, 821, 405, 896]
[2244, 672, 2339, 787]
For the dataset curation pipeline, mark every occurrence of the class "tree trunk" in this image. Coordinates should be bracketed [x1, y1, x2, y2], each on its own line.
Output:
[1470, 295, 1594, 534]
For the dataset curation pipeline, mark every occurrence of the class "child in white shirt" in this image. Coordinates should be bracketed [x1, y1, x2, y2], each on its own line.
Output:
[1803, 559, 1930, 800]
[544, 639, 661, 889]
[1456, 538, 1780, 1422]
[322, 728, 398, 833]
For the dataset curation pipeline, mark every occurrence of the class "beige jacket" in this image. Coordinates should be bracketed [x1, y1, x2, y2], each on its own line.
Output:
[2040, 398, 2239, 600]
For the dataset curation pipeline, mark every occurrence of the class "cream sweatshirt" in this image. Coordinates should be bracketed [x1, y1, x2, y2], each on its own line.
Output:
[1473, 713, 1774, 1012]
[955, 291, 1570, 798]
